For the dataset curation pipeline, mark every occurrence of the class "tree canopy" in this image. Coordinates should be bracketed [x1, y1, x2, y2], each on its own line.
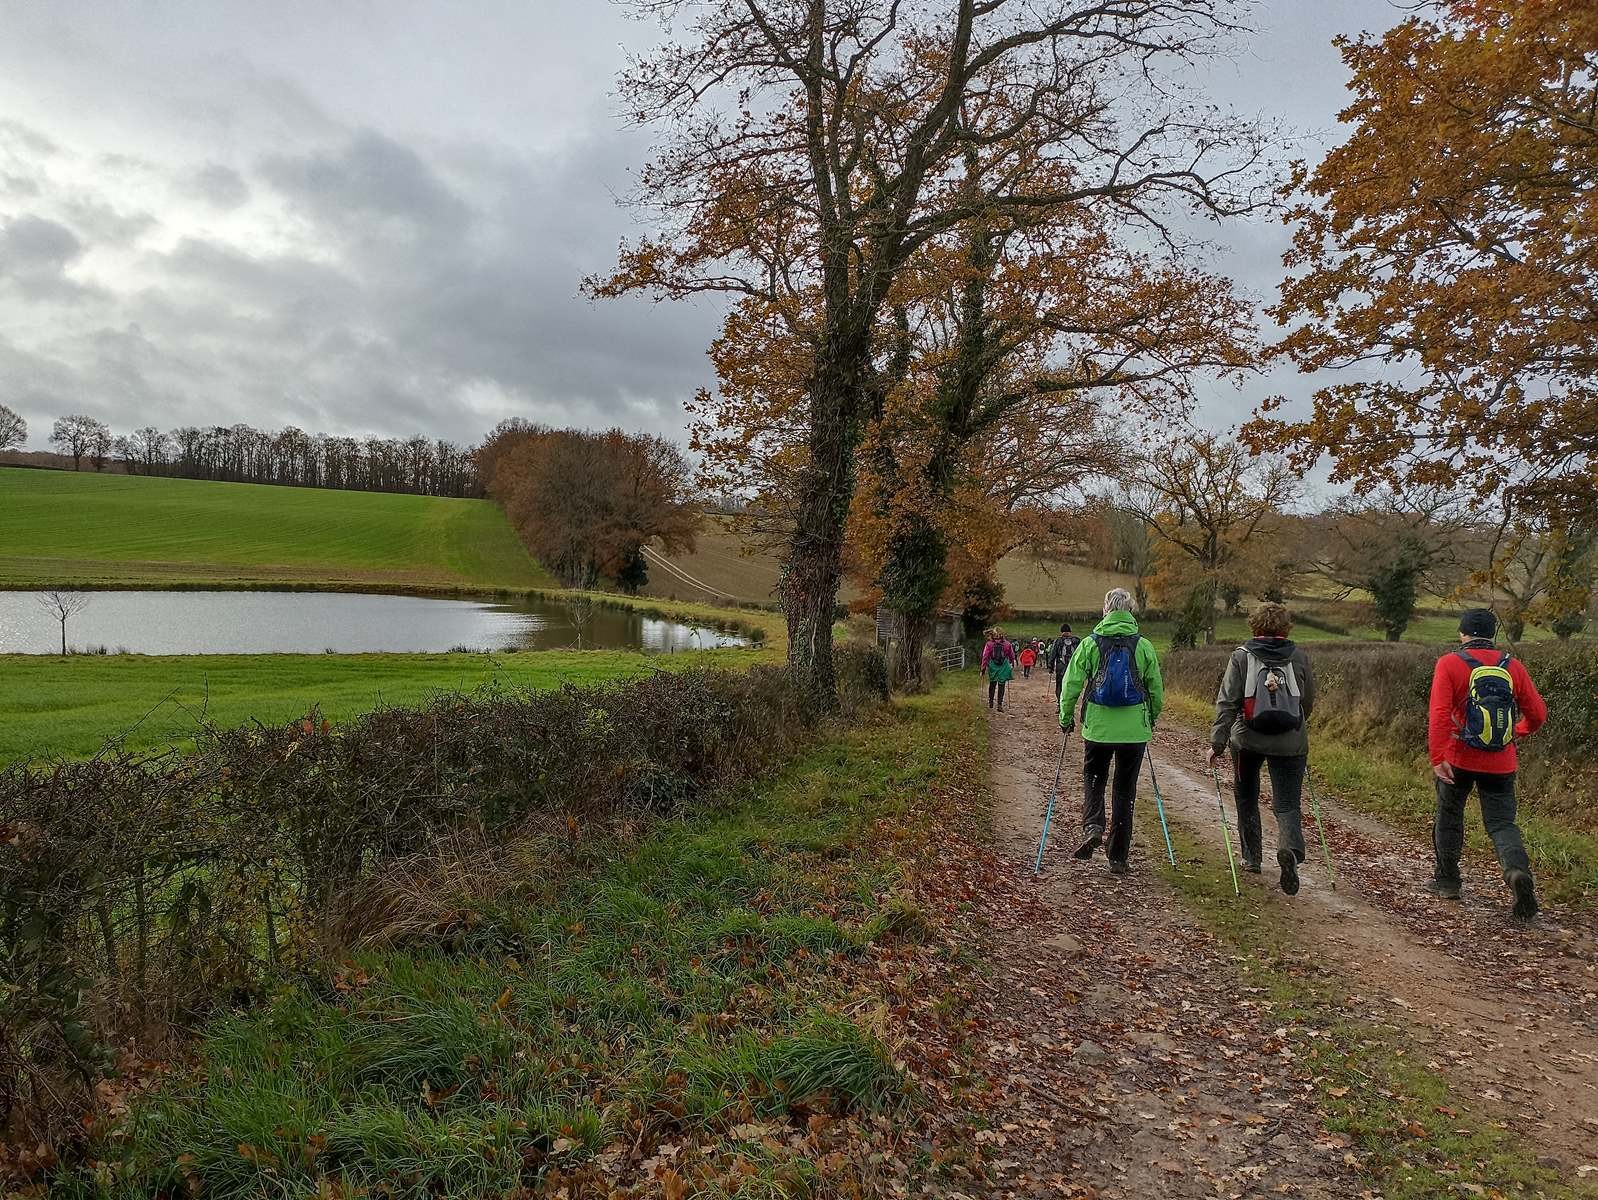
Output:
[1256, 0, 1598, 525]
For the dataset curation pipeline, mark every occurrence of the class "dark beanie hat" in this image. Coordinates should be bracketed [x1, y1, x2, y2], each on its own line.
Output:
[1059, 622, 1072, 632]
[1459, 608, 1497, 639]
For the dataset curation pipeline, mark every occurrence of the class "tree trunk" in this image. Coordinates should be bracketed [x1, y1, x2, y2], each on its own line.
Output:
[59, 618, 67, 656]
[1385, 627, 1401, 643]
[897, 614, 933, 693]
[781, 332, 870, 713]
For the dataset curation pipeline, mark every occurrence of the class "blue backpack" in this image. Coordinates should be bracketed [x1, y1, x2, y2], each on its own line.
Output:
[1086, 634, 1145, 708]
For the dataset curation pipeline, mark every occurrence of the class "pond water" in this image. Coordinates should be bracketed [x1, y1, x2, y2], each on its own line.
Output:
[0, 590, 749, 655]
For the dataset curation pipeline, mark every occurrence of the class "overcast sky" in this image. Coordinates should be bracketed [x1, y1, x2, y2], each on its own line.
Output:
[0, 0, 1407, 451]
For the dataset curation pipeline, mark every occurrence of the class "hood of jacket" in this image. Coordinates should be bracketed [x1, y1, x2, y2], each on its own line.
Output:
[1092, 610, 1140, 637]
[1242, 636, 1297, 665]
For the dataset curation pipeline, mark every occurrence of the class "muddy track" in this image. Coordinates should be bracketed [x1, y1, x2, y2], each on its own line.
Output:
[983, 671, 1598, 1180]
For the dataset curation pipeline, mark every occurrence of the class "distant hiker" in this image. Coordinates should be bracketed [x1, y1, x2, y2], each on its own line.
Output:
[1426, 608, 1547, 919]
[1048, 622, 1080, 703]
[982, 628, 1017, 712]
[1206, 601, 1317, 895]
[1058, 589, 1164, 874]
[1019, 643, 1037, 679]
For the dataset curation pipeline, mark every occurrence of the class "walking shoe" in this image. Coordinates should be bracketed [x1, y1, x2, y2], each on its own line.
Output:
[1277, 847, 1300, 896]
[1073, 828, 1102, 860]
[1108, 859, 1129, 876]
[1424, 877, 1462, 900]
[1243, 857, 1262, 874]
[1506, 869, 1538, 920]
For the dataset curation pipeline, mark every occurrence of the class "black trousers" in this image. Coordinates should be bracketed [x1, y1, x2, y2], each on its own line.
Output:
[1434, 767, 1530, 881]
[987, 679, 1008, 708]
[1082, 740, 1145, 864]
[1054, 669, 1065, 701]
[1233, 749, 1306, 866]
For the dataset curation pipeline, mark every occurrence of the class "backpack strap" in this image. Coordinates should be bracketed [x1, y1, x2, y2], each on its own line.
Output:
[1454, 649, 1480, 670]
[1497, 652, 1512, 668]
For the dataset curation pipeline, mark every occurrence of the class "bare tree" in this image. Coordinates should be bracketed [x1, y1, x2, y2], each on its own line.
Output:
[1310, 488, 1465, 642]
[49, 414, 111, 471]
[37, 590, 90, 656]
[0, 403, 25, 451]
[1125, 431, 1300, 643]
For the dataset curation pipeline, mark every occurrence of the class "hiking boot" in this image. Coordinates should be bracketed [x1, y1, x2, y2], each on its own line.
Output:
[1073, 828, 1102, 860]
[1506, 869, 1538, 920]
[1108, 859, 1129, 876]
[1242, 857, 1262, 874]
[1424, 877, 1462, 901]
[1277, 848, 1300, 896]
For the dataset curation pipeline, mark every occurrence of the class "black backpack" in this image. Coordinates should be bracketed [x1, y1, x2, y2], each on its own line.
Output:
[1049, 634, 1079, 674]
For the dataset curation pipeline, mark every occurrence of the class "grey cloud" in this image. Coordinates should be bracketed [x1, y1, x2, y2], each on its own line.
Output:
[188, 161, 250, 209]
[61, 197, 158, 246]
[0, 214, 104, 305]
[0, 119, 58, 157]
[259, 129, 471, 243]
[0, 213, 81, 270]
[0, 173, 41, 199]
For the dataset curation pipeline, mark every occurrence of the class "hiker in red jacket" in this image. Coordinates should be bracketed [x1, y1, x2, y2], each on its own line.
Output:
[1426, 608, 1548, 918]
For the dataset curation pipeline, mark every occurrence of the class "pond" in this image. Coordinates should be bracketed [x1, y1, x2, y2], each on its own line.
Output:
[0, 590, 750, 655]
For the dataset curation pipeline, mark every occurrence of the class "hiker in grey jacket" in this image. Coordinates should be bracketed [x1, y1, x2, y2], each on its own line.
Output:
[1206, 602, 1318, 895]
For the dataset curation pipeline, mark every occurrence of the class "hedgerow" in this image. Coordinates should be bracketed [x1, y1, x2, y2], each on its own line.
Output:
[0, 649, 885, 1157]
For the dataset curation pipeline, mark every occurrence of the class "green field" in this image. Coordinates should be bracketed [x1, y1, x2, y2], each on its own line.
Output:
[0, 648, 759, 763]
[0, 467, 550, 591]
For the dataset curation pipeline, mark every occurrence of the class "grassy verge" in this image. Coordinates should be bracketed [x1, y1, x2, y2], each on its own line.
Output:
[0, 648, 763, 763]
[0, 468, 552, 592]
[55, 684, 981, 1198]
[1161, 690, 1598, 902]
[1152, 816, 1592, 1200]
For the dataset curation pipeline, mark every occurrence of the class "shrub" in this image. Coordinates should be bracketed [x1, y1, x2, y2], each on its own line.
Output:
[0, 663, 859, 1154]
[836, 644, 890, 712]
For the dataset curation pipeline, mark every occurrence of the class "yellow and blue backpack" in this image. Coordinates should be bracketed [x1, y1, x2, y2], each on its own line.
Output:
[1456, 650, 1517, 752]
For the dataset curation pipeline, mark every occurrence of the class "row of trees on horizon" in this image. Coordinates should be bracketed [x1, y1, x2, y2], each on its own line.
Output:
[0, 407, 480, 498]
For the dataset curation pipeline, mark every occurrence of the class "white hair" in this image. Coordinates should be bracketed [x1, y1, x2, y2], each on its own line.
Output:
[1103, 587, 1136, 615]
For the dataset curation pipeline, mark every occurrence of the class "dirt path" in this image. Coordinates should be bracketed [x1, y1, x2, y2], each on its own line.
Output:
[967, 679, 1373, 1198]
[1142, 716, 1598, 1171]
[961, 671, 1598, 1196]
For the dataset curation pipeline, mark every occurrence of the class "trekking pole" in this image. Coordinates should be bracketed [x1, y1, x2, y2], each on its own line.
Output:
[1143, 750, 1177, 866]
[1304, 770, 1338, 890]
[1208, 764, 1242, 896]
[1034, 732, 1071, 875]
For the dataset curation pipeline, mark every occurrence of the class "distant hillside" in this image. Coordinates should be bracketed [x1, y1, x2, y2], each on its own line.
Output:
[640, 517, 1131, 612]
[0, 467, 550, 591]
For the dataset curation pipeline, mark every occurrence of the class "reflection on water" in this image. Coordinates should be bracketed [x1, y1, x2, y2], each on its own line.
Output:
[0, 590, 749, 655]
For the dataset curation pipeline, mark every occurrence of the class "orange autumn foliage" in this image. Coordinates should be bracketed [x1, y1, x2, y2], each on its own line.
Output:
[1255, 0, 1598, 522]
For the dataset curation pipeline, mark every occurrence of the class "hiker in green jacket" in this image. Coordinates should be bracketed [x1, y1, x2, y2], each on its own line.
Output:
[1058, 588, 1165, 874]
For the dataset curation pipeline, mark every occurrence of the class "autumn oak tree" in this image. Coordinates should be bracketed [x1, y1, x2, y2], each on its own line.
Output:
[478, 424, 700, 592]
[1256, 0, 1598, 529]
[595, 0, 1269, 708]
[848, 201, 1258, 687]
